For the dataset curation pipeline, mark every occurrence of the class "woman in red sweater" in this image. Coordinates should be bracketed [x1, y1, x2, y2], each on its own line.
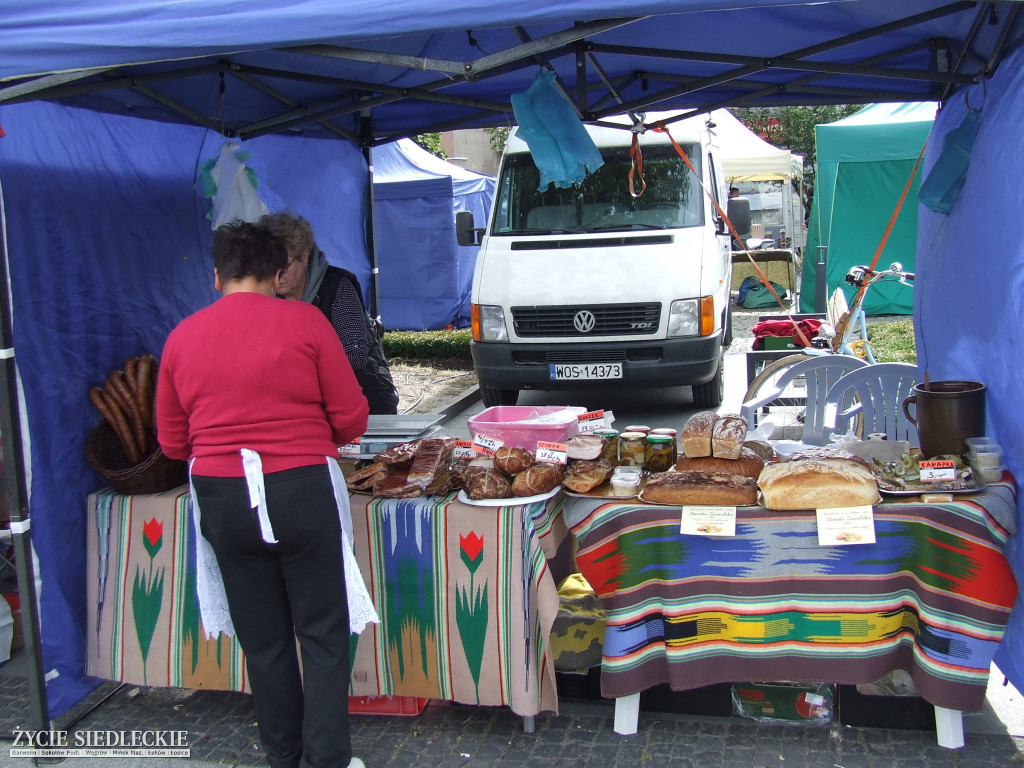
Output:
[157, 220, 369, 768]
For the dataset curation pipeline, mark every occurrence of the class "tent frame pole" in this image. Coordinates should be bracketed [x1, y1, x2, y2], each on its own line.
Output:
[360, 110, 381, 321]
[0, 199, 51, 734]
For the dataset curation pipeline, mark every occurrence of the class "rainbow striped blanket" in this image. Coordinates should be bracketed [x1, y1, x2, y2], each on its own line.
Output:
[566, 476, 1018, 712]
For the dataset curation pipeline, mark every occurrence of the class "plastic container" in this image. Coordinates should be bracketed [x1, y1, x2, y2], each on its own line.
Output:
[467, 406, 586, 451]
[972, 462, 1005, 483]
[348, 695, 429, 716]
[965, 436, 998, 451]
[610, 466, 642, 495]
[969, 444, 1003, 469]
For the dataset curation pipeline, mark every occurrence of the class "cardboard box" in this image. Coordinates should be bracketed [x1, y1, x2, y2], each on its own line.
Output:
[732, 682, 833, 724]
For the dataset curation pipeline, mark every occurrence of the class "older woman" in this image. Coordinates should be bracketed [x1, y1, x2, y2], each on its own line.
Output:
[263, 212, 399, 415]
[156, 220, 369, 768]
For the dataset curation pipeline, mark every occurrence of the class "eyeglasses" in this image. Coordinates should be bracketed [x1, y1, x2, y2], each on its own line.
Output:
[284, 258, 300, 272]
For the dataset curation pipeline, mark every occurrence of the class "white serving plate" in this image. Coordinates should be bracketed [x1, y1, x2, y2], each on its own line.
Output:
[456, 486, 561, 507]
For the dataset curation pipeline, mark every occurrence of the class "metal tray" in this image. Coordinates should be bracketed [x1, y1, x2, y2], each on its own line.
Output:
[875, 472, 986, 497]
[362, 414, 445, 437]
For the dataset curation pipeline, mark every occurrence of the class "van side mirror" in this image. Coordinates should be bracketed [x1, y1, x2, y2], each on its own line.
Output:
[456, 210, 484, 246]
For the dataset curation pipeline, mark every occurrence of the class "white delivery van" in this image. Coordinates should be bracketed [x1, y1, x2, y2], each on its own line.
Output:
[459, 113, 733, 407]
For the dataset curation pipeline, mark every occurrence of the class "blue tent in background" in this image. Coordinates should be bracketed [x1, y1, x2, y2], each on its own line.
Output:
[372, 139, 495, 330]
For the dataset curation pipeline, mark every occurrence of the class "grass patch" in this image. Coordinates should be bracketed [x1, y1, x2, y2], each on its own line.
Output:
[866, 318, 916, 364]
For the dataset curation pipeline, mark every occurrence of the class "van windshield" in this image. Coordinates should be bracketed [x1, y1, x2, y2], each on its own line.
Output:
[490, 142, 703, 235]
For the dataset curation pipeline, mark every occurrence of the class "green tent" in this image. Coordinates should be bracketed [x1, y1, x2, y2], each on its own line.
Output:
[799, 103, 936, 315]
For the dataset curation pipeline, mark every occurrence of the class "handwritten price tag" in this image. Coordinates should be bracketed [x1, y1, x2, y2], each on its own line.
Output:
[453, 439, 476, 460]
[919, 459, 956, 482]
[473, 433, 503, 456]
[680, 505, 737, 537]
[338, 439, 361, 458]
[816, 505, 876, 546]
[536, 440, 568, 465]
[577, 410, 606, 433]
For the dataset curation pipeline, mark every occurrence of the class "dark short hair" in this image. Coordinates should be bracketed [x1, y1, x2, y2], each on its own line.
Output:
[213, 220, 288, 283]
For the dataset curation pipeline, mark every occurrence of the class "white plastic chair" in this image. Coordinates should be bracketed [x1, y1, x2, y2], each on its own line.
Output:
[740, 355, 869, 445]
[822, 362, 920, 445]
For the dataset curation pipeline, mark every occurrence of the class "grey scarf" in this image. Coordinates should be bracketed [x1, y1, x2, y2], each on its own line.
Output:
[301, 245, 330, 304]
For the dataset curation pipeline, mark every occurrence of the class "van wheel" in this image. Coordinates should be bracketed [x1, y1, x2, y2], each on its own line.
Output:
[481, 385, 519, 407]
[692, 358, 724, 408]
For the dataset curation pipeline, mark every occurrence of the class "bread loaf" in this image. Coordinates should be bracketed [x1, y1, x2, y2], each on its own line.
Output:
[640, 470, 758, 506]
[711, 414, 747, 460]
[742, 440, 776, 462]
[681, 411, 718, 458]
[674, 446, 764, 479]
[758, 458, 880, 510]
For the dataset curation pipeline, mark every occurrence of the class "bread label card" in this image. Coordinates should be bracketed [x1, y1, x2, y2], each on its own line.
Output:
[919, 459, 957, 482]
[453, 439, 476, 460]
[816, 505, 876, 546]
[338, 439, 361, 458]
[577, 410, 606, 433]
[680, 505, 737, 537]
[473, 433, 503, 456]
[536, 440, 568, 465]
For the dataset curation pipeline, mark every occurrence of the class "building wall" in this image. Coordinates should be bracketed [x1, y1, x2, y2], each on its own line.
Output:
[441, 129, 502, 176]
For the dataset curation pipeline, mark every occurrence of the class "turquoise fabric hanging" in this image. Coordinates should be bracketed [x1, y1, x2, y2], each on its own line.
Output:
[510, 70, 604, 190]
[917, 108, 980, 214]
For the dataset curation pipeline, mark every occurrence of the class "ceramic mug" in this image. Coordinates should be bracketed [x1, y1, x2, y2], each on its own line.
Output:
[902, 380, 986, 458]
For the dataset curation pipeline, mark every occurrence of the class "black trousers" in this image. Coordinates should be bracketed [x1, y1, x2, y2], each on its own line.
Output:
[192, 464, 351, 768]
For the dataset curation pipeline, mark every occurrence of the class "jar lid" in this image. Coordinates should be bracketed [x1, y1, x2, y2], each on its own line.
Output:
[646, 435, 673, 443]
[593, 429, 619, 438]
[624, 425, 651, 433]
[650, 428, 678, 436]
[619, 431, 646, 439]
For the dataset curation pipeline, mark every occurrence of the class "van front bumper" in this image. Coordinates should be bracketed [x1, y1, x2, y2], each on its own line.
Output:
[470, 335, 723, 391]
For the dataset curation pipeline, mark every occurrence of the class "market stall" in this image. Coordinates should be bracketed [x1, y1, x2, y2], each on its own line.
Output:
[85, 485, 571, 720]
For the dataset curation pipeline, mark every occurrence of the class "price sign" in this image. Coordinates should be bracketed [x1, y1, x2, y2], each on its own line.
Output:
[453, 439, 476, 460]
[680, 505, 737, 537]
[577, 410, 606, 433]
[473, 433, 503, 456]
[536, 440, 568, 465]
[816, 505, 876, 545]
[919, 459, 957, 482]
[338, 439, 361, 458]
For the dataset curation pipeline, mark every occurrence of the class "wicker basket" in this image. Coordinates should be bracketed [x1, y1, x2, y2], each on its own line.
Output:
[85, 420, 188, 495]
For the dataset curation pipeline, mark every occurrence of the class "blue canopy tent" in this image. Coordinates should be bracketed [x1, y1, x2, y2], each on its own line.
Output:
[1, 0, 1023, 726]
[372, 139, 495, 330]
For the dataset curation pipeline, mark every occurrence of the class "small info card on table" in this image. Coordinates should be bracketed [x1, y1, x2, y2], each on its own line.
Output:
[680, 506, 737, 537]
[815, 505, 876, 545]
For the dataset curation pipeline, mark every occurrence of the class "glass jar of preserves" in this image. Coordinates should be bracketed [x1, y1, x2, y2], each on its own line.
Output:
[644, 435, 675, 473]
[593, 429, 620, 463]
[649, 428, 678, 467]
[624, 424, 651, 435]
[618, 431, 647, 467]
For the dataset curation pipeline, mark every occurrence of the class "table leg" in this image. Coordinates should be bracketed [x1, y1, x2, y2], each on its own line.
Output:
[522, 716, 535, 734]
[934, 706, 964, 749]
[613, 693, 640, 735]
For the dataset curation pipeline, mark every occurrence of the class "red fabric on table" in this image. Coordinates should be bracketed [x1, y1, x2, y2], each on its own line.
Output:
[752, 318, 823, 348]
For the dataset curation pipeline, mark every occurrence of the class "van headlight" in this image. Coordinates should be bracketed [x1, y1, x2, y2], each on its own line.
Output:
[472, 304, 508, 342]
[667, 299, 700, 338]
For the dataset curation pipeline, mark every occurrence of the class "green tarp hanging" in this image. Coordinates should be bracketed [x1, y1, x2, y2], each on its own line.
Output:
[800, 103, 935, 315]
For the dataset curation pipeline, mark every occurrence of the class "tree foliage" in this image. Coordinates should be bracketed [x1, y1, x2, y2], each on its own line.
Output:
[485, 126, 511, 154]
[413, 133, 446, 159]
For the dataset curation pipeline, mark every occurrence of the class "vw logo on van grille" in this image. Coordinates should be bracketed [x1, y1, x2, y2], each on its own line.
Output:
[573, 310, 596, 333]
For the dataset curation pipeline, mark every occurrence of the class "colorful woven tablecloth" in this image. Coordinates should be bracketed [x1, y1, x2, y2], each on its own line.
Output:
[348, 492, 565, 716]
[86, 487, 568, 717]
[565, 475, 1019, 712]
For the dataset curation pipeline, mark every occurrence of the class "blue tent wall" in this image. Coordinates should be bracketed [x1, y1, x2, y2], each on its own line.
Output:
[800, 103, 935, 315]
[372, 139, 495, 330]
[915, 44, 1024, 690]
[0, 101, 369, 715]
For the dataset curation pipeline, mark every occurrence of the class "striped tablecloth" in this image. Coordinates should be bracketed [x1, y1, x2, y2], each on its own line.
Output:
[86, 486, 569, 717]
[564, 474, 1019, 712]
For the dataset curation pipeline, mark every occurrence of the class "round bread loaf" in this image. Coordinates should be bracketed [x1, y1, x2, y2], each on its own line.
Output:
[758, 458, 880, 510]
[673, 446, 764, 479]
